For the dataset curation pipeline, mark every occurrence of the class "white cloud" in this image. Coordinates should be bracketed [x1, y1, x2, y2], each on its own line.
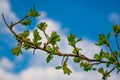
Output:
[0, 57, 14, 70]
[0, 0, 18, 34]
[0, 65, 119, 80]
[109, 12, 120, 24]
[77, 39, 101, 58]
[28, 12, 101, 66]
[0, 0, 10, 13]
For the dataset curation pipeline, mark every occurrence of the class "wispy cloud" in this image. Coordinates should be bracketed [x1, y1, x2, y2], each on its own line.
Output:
[0, 63, 118, 80]
[109, 12, 120, 24]
[0, 57, 14, 70]
[0, 0, 18, 34]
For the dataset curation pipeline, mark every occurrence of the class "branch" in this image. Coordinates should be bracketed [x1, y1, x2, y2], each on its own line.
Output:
[115, 35, 120, 51]
[11, 15, 29, 28]
[106, 44, 119, 63]
[103, 67, 116, 80]
[2, 14, 109, 64]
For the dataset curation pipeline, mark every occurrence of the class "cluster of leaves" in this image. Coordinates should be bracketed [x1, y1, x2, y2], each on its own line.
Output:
[56, 64, 72, 75]
[80, 61, 93, 71]
[2, 7, 120, 80]
[12, 30, 30, 56]
[93, 25, 120, 80]
[67, 34, 82, 56]
[95, 33, 110, 46]
[67, 34, 82, 47]
[113, 24, 120, 36]
[98, 67, 110, 80]
[22, 6, 40, 26]
[11, 6, 40, 56]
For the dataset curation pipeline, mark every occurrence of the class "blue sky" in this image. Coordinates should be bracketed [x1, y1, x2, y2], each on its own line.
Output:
[0, 0, 120, 80]
[10, 0, 120, 39]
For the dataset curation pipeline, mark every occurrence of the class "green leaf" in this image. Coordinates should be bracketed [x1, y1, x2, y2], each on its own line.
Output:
[11, 47, 22, 56]
[67, 34, 76, 46]
[37, 42, 42, 46]
[113, 24, 120, 35]
[23, 30, 30, 38]
[94, 54, 101, 60]
[92, 68, 97, 71]
[72, 48, 80, 54]
[49, 31, 60, 45]
[33, 29, 42, 45]
[95, 34, 109, 46]
[108, 55, 116, 63]
[72, 48, 77, 54]
[18, 30, 30, 39]
[22, 18, 31, 26]
[74, 57, 81, 63]
[98, 67, 104, 73]
[106, 62, 111, 67]
[23, 42, 31, 50]
[46, 46, 52, 52]
[80, 61, 92, 71]
[63, 65, 72, 75]
[46, 54, 54, 63]
[28, 6, 40, 18]
[76, 38, 82, 42]
[55, 66, 62, 69]
[37, 22, 47, 31]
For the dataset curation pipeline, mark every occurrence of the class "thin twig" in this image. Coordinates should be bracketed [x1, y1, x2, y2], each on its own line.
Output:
[11, 15, 29, 28]
[2, 14, 10, 28]
[61, 56, 65, 65]
[103, 66, 116, 79]
[91, 62, 101, 65]
[63, 56, 69, 65]
[106, 44, 119, 63]
[115, 35, 120, 51]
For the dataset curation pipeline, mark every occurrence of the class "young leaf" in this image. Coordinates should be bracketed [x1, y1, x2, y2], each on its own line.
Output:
[67, 34, 76, 46]
[22, 18, 31, 26]
[49, 31, 60, 45]
[92, 68, 97, 71]
[28, 6, 40, 18]
[72, 48, 80, 54]
[23, 30, 30, 38]
[98, 67, 104, 73]
[18, 30, 30, 39]
[95, 34, 108, 46]
[80, 61, 92, 71]
[11, 47, 22, 56]
[55, 66, 62, 70]
[113, 24, 120, 35]
[33, 29, 41, 41]
[23, 42, 31, 50]
[63, 65, 72, 75]
[37, 22, 47, 31]
[94, 54, 101, 60]
[33, 29, 42, 46]
[76, 38, 82, 42]
[46, 54, 54, 63]
[46, 46, 52, 52]
[74, 57, 81, 63]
